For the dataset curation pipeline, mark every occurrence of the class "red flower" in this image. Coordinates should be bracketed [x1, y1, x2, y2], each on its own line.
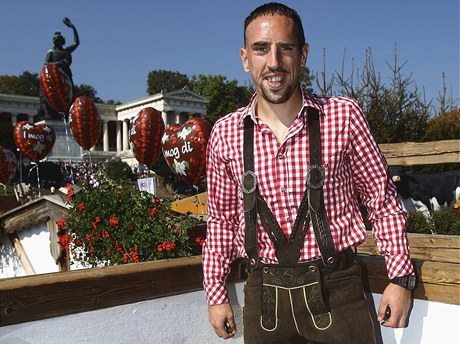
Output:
[157, 241, 176, 252]
[114, 240, 123, 253]
[101, 231, 110, 238]
[58, 234, 73, 252]
[150, 207, 159, 218]
[66, 184, 74, 202]
[195, 236, 205, 246]
[109, 216, 119, 227]
[56, 218, 66, 230]
[77, 202, 85, 211]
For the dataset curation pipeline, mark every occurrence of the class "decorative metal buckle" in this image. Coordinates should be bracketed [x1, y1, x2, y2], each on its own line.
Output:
[242, 171, 258, 194]
[306, 165, 324, 189]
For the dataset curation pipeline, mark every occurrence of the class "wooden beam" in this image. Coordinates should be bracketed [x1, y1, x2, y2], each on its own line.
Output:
[379, 139, 460, 166]
[7, 233, 35, 275]
[356, 232, 460, 264]
[1, 198, 68, 234]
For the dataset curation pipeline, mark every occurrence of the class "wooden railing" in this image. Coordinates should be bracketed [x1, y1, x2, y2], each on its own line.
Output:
[379, 139, 459, 166]
[1, 139, 459, 327]
[1, 242, 458, 327]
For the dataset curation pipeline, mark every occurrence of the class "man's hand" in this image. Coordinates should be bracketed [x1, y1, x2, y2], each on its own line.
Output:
[208, 303, 236, 339]
[378, 283, 412, 328]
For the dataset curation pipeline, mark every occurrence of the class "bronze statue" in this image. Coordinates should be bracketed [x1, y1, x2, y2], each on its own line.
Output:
[39, 17, 79, 120]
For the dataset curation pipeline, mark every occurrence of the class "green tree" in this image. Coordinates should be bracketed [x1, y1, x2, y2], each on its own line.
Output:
[189, 74, 248, 123]
[74, 83, 103, 103]
[318, 48, 431, 143]
[0, 71, 40, 96]
[424, 109, 460, 141]
[146, 70, 189, 95]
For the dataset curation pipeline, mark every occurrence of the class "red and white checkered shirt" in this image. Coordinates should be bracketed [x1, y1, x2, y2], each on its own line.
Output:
[202, 86, 414, 305]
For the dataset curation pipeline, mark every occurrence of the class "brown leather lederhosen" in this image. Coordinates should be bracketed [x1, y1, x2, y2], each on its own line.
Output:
[242, 107, 376, 344]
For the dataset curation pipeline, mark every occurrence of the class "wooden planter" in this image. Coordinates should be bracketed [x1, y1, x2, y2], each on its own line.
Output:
[355, 232, 459, 305]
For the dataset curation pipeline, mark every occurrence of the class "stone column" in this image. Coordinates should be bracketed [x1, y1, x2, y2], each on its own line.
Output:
[116, 121, 122, 152]
[162, 112, 168, 128]
[103, 120, 109, 152]
[10, 113, 17, 126]
[122, 119, 129, 151]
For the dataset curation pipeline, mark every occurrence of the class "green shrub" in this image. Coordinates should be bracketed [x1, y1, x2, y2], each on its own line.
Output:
[406, 208, 460, 235]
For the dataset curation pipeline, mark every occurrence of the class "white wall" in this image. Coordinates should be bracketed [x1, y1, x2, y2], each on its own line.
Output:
[0, 282, 458, 344]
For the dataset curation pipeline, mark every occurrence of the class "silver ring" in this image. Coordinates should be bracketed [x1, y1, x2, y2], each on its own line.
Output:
[242, 171, 258, 194]
[306, 165, 324, 189]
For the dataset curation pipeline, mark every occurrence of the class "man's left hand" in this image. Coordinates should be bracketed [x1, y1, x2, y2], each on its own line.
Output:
[377, 283, 412, 328]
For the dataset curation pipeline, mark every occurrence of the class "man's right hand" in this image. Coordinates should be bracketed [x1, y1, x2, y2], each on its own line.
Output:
[208, 303, 236, 339]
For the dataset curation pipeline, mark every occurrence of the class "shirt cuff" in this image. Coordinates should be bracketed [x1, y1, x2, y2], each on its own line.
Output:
[384, 253, 415, 280]
[204, 282, 229, 306]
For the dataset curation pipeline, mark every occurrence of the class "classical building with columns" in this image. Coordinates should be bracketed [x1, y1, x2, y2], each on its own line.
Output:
[0, 90, 208, 167]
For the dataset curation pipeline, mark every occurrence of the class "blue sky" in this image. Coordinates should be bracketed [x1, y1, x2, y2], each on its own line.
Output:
[0, 0, 458, 109]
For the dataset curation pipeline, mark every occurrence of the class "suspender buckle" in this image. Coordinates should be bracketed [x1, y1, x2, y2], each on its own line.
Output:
[306, 165, 324, 189]
[242, 171, 258, 194]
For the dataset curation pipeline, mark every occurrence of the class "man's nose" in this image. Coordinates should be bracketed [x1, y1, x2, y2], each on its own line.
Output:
[267, 45, 282, 70]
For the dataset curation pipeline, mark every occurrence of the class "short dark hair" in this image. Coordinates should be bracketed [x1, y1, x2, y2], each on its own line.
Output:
[244, 2, 305, 50]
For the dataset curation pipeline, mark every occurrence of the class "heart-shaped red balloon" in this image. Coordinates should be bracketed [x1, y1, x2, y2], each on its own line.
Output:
[0, 145, 17, 184]
[129, 107, 165, 167]
[13, 121, 56, 162]
[161, 117, 212, 185]
[69, 96, 102, 150]
[40, 63, 73, 113]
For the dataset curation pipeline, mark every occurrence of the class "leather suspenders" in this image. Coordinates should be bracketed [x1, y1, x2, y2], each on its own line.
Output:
[243, 107, 338, 271]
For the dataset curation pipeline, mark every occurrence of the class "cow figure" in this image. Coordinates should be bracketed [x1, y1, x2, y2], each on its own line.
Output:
[389, 167, 460, 212]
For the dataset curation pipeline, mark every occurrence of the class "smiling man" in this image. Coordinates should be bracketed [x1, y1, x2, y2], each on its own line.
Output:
[202, 3, 415, 343]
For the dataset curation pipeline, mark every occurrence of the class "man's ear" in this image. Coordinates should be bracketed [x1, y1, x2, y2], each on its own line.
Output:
[240, 48, 250, 72]
[301, 43, 309, 66]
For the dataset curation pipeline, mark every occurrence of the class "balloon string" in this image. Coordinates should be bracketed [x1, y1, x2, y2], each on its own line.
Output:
[32, 162, 41, 197]
[61, 112, 75, 184]
[87, 150, 93, 167]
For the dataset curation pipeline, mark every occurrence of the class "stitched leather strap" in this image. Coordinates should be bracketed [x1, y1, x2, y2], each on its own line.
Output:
[243, 107, 337, 268]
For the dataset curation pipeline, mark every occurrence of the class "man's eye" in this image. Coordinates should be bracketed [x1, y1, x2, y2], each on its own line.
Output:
[280, 46, 294, 52]
[255, 47, 267, 52]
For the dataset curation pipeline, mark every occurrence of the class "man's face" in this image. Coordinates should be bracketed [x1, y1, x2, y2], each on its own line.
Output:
[240, 14, 308, 105]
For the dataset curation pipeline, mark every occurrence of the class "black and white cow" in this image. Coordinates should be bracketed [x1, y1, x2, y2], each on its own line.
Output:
[389, 167, 460, 212]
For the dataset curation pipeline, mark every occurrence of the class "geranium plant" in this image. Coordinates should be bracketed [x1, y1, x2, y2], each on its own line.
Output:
[58, 180, 198, 267]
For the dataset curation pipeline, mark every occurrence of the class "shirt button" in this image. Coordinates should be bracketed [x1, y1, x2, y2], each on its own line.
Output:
[286, 217, 291, 222]
[281, 187, 285, 192]
[278, 154, 283, 160]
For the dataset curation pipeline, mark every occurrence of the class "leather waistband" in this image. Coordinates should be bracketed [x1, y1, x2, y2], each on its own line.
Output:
[248, 247, 355, 274]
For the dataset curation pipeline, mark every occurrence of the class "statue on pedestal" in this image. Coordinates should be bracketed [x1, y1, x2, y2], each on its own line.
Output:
[39, 17, 79, 120]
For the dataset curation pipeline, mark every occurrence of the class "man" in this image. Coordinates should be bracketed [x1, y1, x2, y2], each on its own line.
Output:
[203, 3, 414, 343]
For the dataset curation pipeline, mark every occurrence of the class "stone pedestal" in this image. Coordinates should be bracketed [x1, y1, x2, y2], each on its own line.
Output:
[36, 119, 82, 161]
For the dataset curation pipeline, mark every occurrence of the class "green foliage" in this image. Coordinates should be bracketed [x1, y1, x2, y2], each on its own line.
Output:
[316, 48, 433, 143]
[60, 182, 198, 267]
[424, 109, 460, 141]
[0, 71, 40, 96]
[0, 70, 109, 102]
[405, 209, 460, 235]
[431, 209, 460, 235]
[405, 212, 435, 234]
[189, 74, 249, 124]
[104, 159, 135, 182]
[74, 83, 103, 103]
[146, 70, 189, 94]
